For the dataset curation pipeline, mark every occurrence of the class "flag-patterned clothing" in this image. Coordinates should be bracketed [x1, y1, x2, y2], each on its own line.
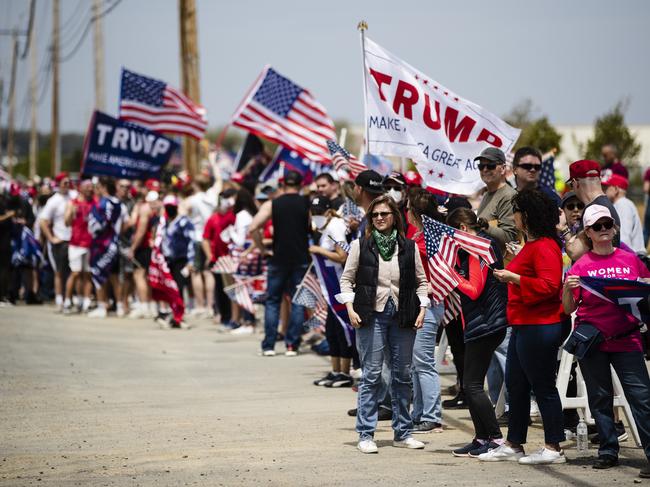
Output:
[231, 66, 335, 163]
[119, 69, 207, 140]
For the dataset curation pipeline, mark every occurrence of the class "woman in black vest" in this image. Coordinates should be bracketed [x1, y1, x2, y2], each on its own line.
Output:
[446, 208, 508, 457]
[339, 195, 430, 454]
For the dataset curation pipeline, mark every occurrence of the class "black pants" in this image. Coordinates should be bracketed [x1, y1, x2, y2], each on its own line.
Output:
[325, 308, 353, 359]
[168, 259, 189, 298]
[212, 272, 231, 322]
[445, 316, 465, 390]
[464, 328, 507, 440]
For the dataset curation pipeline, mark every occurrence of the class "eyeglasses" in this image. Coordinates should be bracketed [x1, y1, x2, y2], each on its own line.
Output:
[590, 220, 614, 232]
[517, 163, 541, 172]
[371, 211, 392, 220]
[478, 162, 501, 171]
[564, 202, 584, 211]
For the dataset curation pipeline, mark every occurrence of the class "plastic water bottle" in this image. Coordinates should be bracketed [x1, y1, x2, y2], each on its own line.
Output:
[576, 420, 589, 457]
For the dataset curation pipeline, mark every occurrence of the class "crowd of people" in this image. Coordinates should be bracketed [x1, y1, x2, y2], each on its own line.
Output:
[1, 142, 649, 478]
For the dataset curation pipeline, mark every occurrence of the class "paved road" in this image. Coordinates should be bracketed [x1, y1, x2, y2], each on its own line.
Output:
[0, 305, 648, 486]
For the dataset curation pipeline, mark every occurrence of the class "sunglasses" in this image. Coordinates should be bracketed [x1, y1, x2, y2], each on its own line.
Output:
[371, 211, 392, 220]
[590, 220, 614, 232]
[517, 163, 541, 172]
[564, 202, 584, 211]
[478, 162, 501, 171]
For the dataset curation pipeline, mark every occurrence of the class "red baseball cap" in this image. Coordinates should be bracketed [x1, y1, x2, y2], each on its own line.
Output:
[404, 170, 423, 187]
[144, 178, 161, 191]
[602, 173, 628, 190]
[566, 160, 600, 183]
[54, 172, 69, 184]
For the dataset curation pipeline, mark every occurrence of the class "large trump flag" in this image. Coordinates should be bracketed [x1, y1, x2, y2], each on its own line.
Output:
[363, 38, 520, 195]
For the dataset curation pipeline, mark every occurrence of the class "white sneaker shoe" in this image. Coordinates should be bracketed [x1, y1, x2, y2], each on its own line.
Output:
[87, 307, 107, 319]
[178, 320, 191, 330]
[393, 437, 425, 449]
[261, 350, 276, 357]
[231, 326, 254, 335]
[128, 307, 146, 319]
[478, 444, 524, 462]
[518, 448, 566, 465]
[358, 439, 378, 454]
[116, 307, 126, 318]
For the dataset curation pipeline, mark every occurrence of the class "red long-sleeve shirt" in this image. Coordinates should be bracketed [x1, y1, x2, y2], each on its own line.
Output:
[505, 237, 563, 325]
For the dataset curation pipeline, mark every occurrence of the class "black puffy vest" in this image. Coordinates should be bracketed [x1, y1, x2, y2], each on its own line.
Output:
[353, 235, 420, 329]
[456, 232, 508, 342]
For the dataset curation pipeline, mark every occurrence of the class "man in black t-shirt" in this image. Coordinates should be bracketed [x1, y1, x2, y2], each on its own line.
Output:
[250, 171, 311, 356]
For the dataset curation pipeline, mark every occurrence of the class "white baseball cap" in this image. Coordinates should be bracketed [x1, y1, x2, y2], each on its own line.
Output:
[145, 190, 159, 202]
[582, 204, 613, 227]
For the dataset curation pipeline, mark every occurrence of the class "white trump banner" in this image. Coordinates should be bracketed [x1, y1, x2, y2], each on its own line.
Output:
[363, 37, 520, 195]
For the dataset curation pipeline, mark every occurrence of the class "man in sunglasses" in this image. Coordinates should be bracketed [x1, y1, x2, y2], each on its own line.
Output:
[603, 174, 645, 253]
[475, 147, 517, 252]
[565, 159, 621, 262]
[513, 146, 561, 208]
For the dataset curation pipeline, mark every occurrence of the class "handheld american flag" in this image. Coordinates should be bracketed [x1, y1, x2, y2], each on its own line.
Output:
[539, 153, 556, 191]
[231, 66, 336, 163]
[292, 270, 326, 310]
[119, 69, 208, 140]
[327, 140, 367, 179]
[422, 215, 496, 303]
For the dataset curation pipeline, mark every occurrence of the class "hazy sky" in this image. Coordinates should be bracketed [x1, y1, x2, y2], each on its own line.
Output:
[1, 0, 649, 134]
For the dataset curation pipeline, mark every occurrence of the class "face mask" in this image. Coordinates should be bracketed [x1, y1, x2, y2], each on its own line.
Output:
[220, 198, 235, 211]
[387, 189, 403, 204]
[312, 215, 327, 229]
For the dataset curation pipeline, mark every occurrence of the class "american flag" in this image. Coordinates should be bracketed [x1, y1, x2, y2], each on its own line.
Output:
[212, 255, 237, 274]
[224, 279, 256, 314]
[328, 235, 351, 254]
[327, 140, 367, 178]
[231, 66, 336, 163]
[442, 290, 461, 326]
[539, 154, 556, 190]
[422, 215, 496, 303]
[292, 270, 326, 310]
[119, 68, 208, 140]
[304, 301, 328, 332]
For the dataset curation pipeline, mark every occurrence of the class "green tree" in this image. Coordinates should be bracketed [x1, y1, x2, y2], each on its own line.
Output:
[582, 101, 641, 163]
[504, 99, 562, 154]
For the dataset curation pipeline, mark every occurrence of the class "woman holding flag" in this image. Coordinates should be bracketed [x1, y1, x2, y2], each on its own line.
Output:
[445, 207, 508, 456]
[563, 204, 650, 477]
[339, 195, 429, 454]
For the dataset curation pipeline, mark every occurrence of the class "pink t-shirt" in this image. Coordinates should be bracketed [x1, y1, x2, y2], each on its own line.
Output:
[568, 248, 650, 352]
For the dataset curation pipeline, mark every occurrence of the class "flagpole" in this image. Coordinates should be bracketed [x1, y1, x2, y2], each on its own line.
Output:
[357, 20, 370, 157]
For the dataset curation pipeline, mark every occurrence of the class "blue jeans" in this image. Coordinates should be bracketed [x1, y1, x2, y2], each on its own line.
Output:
[579, 350, 650, 460]
[411, 304, 443, 424]
[356, 298, 416, 441]
[261, 262, 309, 351]
[506, 324, 565, 445]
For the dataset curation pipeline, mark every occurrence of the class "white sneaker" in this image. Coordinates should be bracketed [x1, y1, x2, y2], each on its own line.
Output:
[189, 307, 206, 318]
[231, 326, 254, 335]
[261, 350, 276, 357]
[358, 439, 378, 454]
[285, 350, 298, 357]
[178, 320, 191, 330]
[518, 448, 566, 465]
[393, 437, 425, 449]
[478, 444, 524, 462]
[128, 307, 146, 319]
[87, 307, 107, 319]
[116, 307, 126, 318]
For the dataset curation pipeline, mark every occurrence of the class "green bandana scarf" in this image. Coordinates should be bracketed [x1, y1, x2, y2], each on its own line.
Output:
[372, 228, 398, 261]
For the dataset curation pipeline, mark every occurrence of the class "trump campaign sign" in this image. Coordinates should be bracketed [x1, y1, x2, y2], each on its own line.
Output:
[363, 38, 520, 195]
[81, 111, 179, 180]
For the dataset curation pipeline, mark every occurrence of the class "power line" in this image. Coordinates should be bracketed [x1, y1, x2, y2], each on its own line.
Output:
[60, 0, 124, 63]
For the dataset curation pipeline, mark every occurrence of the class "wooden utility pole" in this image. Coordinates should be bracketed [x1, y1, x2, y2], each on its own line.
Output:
[29, 21, 38, 179]
[93, 0, 105, 111]
[179, 0, 201, 177]
[7, 31, 19, 177]
[51, 0, 61, 176]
